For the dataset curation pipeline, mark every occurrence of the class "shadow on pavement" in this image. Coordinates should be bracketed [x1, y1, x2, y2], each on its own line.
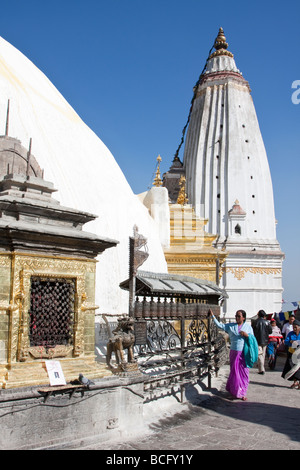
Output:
[181, 369, 300, 444]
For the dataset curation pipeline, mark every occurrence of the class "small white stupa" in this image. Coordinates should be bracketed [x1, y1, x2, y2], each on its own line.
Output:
[183, 28, 284, 316]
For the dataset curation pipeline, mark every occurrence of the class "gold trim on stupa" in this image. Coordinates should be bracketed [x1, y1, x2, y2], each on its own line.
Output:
[164, 203, 228, 283]
[177, 175, 189, 205]
[153, 155, 163, 187]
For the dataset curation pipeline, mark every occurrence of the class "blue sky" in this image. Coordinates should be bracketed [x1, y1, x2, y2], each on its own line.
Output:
[0, 0, 299, 305]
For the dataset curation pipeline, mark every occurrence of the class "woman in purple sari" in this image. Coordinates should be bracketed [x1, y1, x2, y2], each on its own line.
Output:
[209, 309, 254, 401]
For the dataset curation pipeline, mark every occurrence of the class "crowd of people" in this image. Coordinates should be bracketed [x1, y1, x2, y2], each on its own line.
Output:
[208, 308, 300, 401]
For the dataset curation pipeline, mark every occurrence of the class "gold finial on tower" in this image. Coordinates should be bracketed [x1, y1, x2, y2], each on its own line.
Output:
[177, 175, 189, 205]
[209, 27, 233, 59]
[153, 154, 163, 187]
[214, 27, 228, 50]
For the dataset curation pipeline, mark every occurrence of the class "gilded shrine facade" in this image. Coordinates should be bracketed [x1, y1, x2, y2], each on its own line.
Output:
[0, 134, 117, 388]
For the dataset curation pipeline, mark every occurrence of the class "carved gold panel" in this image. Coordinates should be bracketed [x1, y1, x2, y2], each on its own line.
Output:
[223, 266, 282, 280]
[3, 252, 97, 364]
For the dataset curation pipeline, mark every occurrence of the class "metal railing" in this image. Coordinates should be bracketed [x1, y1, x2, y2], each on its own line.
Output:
[97, 310, 228, 403]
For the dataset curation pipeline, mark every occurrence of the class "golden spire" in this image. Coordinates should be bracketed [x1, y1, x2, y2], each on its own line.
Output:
[177, 175, 189, 205]
[209, 27, 233, 59]
[153, 155, 162, 187]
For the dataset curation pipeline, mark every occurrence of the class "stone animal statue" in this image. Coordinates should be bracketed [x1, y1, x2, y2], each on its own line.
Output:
[106, 316, 135, 369]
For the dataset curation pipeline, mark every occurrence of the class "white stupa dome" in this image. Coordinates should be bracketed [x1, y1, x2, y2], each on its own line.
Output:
[0, 36, 168, 314]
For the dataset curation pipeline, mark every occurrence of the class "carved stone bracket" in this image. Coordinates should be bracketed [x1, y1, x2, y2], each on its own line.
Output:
[28, 345, 73, 360]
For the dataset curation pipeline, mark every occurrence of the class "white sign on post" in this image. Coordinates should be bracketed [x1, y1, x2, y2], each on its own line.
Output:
[45, 360, 66, 386]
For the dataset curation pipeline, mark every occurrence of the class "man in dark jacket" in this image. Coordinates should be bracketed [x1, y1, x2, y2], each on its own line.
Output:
[252, 310, 272, 374]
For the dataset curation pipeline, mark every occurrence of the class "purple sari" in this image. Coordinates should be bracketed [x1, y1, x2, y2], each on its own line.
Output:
[212, 316, 252, 399]
[226, 350, 249, 399]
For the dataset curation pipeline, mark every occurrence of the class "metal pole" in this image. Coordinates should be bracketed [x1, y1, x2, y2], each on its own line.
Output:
[180, 300, 185, 403]
[5, 99, 10, 136]
[216, 254, 220, 286]
[128, 236, 135, 318]
[207, 313, 212, 389]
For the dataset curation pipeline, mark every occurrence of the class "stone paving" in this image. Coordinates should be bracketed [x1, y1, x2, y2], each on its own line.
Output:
[71, 354, 300, 451]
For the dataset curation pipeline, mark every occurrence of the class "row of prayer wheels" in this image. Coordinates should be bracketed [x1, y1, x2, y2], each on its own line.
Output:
[133, 297, 219, 319]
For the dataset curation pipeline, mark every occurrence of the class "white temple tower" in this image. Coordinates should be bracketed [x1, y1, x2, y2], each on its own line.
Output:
[183, 28, 284, 317]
